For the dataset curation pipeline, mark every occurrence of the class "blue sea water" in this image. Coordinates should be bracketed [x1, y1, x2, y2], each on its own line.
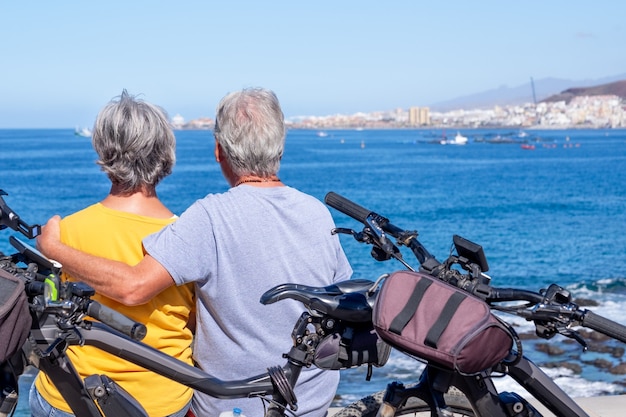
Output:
[2, 128, 626, 414]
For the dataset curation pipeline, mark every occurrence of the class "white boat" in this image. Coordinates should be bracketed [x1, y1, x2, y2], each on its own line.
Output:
[317, 131, 329, 138]
[440, 132, 468, 145]
[74, 126, 92, 137]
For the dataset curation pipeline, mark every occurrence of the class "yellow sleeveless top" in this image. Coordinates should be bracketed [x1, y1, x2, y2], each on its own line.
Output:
[35, 203, 194, 416]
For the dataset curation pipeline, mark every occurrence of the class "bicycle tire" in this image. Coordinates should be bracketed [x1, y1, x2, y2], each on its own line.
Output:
[332, 387, 475, 417]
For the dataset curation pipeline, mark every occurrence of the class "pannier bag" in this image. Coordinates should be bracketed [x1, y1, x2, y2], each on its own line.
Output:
[314, 323, 391, 370]
[373, 270, 513, 374]
[0, 268, 31, 363]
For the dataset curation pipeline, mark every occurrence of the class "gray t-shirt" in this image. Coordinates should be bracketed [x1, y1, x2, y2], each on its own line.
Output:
[143, 185, 353, 417]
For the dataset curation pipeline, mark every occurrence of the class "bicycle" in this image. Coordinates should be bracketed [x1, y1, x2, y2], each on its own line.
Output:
[321, 191, 626, 417]
[0, 189, 390, 417]
[3, 187, 626, 417]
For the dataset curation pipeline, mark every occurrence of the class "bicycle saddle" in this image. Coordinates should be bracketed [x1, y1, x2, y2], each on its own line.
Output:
[260, 279, 377, 323]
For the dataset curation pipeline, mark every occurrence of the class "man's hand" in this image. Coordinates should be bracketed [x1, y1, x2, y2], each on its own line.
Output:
[36, 215, 62, 258]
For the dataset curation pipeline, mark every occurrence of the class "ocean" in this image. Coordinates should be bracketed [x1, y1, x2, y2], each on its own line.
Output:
[2, 127, 626, 415]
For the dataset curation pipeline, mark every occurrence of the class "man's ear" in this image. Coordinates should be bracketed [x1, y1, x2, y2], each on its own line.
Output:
[214, 141, 222, 162]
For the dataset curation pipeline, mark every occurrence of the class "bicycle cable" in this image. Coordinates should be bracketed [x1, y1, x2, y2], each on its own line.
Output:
[267, 366, 298, 412]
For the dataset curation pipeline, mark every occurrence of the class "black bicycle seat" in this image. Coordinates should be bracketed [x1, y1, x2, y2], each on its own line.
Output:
[260, 279, 377, 323]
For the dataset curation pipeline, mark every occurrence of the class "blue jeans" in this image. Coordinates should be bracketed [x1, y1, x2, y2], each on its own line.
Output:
[29, 384, 191, 417]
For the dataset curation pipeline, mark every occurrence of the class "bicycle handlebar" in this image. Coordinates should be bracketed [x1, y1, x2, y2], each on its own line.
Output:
[325, 191, 626, 347]
[325, 192, 373, 223]
[487, 287, 544, 304]
[325, 192, 437, 267]
[87, 301, 147, 341]
[582, 310, 626, 344]
[15, 271, 147, 341]
[325, 191, 408, 238]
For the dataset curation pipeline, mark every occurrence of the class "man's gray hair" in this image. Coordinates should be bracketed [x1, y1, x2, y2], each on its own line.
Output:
[214, 87, 285, 177]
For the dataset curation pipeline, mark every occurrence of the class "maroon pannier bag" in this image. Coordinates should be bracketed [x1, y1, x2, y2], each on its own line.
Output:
[373, 270, 513, 374]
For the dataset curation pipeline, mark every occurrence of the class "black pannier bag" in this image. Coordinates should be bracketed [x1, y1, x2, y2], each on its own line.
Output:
[314, 323, 391, 371]
[0, 268, 31, 363]
[373, 270, 513, 375]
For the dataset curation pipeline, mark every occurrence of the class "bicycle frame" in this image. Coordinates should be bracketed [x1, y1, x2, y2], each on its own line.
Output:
[506, 355, 588, 416]
[25, 309, 305, 417]
[381, 356, 589, 417]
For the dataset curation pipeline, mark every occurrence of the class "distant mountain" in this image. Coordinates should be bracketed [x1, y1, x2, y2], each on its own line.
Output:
[430, 73, 626, 111]
[541, 79, 626, 103]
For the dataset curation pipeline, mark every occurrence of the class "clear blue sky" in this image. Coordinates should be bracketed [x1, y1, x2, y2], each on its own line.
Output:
[1, 1, 624, 128]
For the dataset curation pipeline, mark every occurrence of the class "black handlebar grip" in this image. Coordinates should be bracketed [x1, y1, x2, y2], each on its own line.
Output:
[87, 301, 147, 341]
[325, 192, 372, 223]
[582, 310, 626, 344]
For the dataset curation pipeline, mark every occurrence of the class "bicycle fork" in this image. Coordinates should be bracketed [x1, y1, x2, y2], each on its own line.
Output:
[376, 365, 544, 417]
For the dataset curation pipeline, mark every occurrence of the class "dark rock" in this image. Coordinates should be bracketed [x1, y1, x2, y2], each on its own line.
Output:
[573, 298, 600, 307]
[587, 331, 612, 342]
[518, 332, 540, 340]
[612, 347, 625, 358]
[610, 363, 626, 375]
[535, 343, 565, 356]
[614, 380, 626, 388]
[582, 358, 614, 370]
[541, 361, 582, 374]
[586, 343, 625, 358]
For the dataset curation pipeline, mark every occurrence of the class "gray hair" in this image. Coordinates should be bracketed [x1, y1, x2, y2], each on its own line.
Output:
[92, 90, 176, 193]
[213, 87, 285, 177]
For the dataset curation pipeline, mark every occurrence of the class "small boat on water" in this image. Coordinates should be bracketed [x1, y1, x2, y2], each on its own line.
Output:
[440, 132, 468, 145]
[74, 126, 92, 138]
[520, 143, 536, 150]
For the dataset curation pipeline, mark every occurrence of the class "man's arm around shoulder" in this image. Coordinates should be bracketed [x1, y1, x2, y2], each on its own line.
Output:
[36, 215, 175, 306]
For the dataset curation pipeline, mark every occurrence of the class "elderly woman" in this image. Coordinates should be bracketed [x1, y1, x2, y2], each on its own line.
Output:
[31, 90, 194, 417]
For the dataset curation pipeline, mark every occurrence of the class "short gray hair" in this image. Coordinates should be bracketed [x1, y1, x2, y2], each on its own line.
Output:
[92, 90, 176, 193]
[213, 87, 285, 177]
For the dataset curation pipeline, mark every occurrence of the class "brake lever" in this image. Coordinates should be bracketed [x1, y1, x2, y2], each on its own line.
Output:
[333, 224, 396, 253]
[331, 227, 358, 237]
[364, 217, 395, 255]
[332, 225, 413, 270]
[331, 227, 373, 244]
[558, 328, 588, 351]
[332, 220, 391, 249]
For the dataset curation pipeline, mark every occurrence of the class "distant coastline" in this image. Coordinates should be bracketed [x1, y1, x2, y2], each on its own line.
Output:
[173, 80, 626, 131]
[174, 94, 624, 131]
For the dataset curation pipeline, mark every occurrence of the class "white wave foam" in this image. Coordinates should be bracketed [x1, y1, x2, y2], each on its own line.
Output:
[493, 366, 622, 398]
